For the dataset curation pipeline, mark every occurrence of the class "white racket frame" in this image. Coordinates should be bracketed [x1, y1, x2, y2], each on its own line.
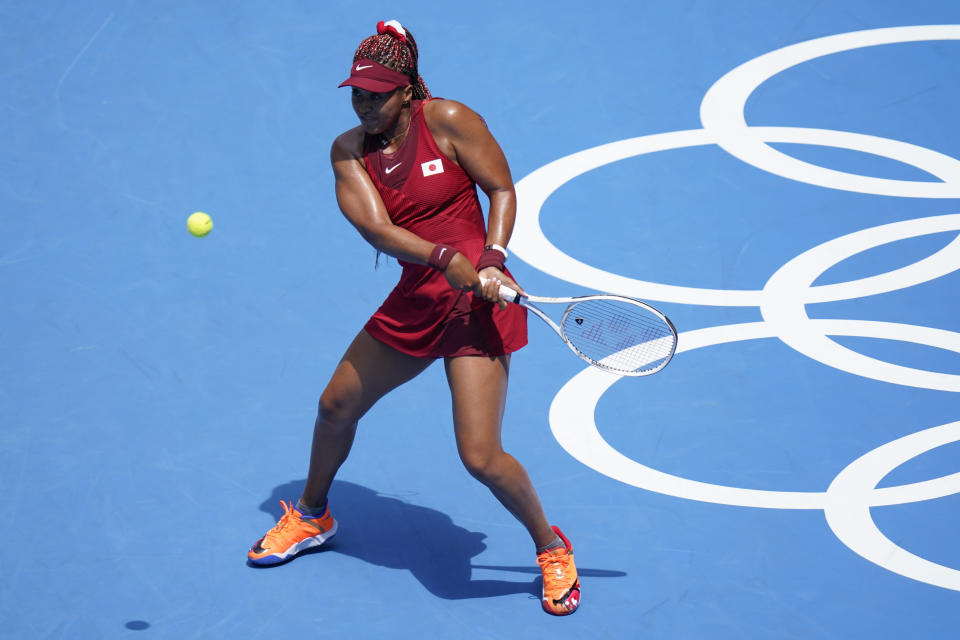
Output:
[497, 284, 678, 376]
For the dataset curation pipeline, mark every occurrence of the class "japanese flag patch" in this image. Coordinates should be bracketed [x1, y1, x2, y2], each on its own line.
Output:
[421, 158, 444, 177]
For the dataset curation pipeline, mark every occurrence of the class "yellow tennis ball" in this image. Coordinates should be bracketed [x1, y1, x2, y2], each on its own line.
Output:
[187, 212, 213, 237]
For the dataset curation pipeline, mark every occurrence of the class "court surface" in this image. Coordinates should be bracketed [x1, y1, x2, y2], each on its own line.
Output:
[3, 1, 960, 638]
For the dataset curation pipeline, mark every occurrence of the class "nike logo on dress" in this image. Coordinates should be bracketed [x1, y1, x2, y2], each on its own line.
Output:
[356, 64, 373, 71]
[385, 163, 402, 174]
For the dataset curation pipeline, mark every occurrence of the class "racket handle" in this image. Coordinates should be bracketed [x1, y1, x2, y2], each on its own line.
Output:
[479, 277, 523, 303]
[498, 284, 522, 304]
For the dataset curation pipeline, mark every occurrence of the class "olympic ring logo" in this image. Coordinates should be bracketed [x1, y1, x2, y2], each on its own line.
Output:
[511, 26, 960, 591]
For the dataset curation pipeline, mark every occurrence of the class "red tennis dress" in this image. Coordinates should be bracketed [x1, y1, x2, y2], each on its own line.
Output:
[361, 100, 527, 358]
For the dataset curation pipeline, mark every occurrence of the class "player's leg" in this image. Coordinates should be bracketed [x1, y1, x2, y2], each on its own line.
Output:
[443, 354, 553, 543]
[301, 330, 433, 507]
[444, 354, 580, 614]
[248, 330, 432, 565]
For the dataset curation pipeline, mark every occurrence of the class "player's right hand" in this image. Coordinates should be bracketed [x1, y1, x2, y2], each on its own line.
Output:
[442, 252, 480, 292]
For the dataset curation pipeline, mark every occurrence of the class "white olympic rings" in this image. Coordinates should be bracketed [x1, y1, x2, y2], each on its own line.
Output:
[511, 26, 960, 591]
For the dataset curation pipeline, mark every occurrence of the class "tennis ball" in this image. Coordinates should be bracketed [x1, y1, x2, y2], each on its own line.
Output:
[187, 212, 213, 237]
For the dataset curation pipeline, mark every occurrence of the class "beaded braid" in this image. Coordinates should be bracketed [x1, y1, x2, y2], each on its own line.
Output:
[353, 26, 431, 99]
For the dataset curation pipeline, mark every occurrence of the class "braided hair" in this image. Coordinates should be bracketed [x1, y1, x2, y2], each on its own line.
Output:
[353, 21, 431, 99]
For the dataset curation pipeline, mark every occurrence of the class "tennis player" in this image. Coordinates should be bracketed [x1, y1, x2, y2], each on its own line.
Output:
[246, 20, 580, 615]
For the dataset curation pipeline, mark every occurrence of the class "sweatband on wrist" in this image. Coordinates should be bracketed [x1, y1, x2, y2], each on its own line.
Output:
[428, 244, 458, 271]
[476, 248, 506, 272]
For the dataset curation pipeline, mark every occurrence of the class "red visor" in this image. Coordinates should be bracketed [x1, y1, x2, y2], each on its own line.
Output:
[338, 59, 411, 93]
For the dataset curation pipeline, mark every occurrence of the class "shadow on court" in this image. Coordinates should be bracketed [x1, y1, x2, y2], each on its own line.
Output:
[255, 480, 626, 600]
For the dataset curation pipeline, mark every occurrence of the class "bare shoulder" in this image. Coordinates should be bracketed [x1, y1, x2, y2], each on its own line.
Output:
[330, 126, 366, 163]
[423, 99, 487, 135]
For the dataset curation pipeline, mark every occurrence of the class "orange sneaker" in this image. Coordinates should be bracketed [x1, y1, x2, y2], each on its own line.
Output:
[247, 500, 338, 565]
[536, 526, 581, 615]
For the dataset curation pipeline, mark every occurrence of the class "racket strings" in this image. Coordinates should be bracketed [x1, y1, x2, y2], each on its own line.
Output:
[561, 298, 676, 374]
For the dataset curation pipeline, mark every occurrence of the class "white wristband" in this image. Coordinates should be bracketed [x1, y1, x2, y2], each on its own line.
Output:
[485, 243, 508, 259]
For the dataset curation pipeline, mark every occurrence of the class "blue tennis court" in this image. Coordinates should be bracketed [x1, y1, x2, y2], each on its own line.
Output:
[3, 1, 960, 637]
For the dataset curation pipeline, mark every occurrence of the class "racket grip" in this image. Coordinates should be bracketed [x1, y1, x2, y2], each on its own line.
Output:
[498, 284, 522, 304]
[479, 277, 523, 303]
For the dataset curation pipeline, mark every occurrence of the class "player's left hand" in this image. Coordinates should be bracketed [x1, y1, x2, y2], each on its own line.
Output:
[476, 267, 524, 310]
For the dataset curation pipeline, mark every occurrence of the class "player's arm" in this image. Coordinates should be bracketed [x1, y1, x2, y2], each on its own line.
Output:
[427, 101, 524, 303]
[330, 129, 477, 290]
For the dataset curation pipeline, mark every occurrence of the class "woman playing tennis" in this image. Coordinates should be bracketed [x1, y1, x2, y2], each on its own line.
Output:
[246, 20, 581, 616]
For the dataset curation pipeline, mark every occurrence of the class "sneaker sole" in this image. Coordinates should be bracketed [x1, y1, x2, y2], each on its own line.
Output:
[248, 519, 339, 566]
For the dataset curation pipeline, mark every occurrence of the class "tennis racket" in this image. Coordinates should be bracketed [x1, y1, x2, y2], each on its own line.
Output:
[496, 284, 677, 376]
